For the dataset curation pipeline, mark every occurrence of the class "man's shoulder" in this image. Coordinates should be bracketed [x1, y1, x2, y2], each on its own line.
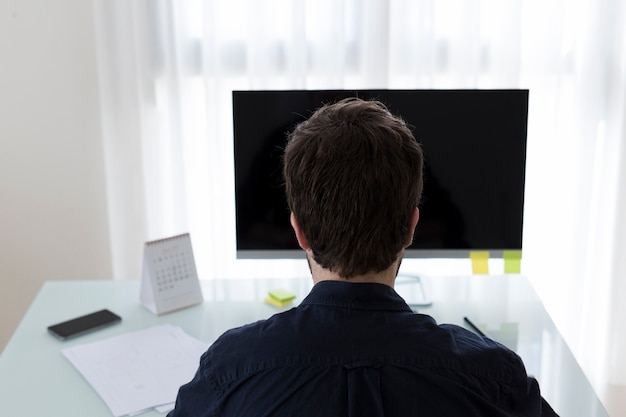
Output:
[208, 308, 300, 355]
[435, 323, 525, 377]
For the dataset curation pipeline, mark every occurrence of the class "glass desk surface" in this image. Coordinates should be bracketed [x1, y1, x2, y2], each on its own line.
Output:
[0, 275, 609, 417]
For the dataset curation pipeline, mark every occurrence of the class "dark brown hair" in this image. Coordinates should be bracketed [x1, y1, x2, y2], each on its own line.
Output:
[283, 97, 424, 278]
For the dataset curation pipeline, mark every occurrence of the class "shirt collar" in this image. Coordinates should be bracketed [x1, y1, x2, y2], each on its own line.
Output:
[301, 280, 413, 312]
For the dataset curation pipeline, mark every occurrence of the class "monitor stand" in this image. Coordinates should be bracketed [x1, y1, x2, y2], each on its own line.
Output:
[394, 274, 432, 307]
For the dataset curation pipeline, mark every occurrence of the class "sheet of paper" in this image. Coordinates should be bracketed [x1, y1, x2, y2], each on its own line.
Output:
[62, 324, 207, 417]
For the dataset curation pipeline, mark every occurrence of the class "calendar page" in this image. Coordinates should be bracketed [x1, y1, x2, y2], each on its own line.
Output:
[140, 233, 204, 315]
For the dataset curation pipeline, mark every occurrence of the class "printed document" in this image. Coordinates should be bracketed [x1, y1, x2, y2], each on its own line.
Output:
[62, 324, 207, 416]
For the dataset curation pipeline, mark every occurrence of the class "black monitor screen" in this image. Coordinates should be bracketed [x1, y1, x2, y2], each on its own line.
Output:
[233, 89, 528, 259]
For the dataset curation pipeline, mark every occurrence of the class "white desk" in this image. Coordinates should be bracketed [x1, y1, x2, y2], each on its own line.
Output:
[0, 275, 609, 416]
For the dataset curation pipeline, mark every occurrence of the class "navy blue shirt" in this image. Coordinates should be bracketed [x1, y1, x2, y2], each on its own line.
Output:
[169, 281, 558, 417]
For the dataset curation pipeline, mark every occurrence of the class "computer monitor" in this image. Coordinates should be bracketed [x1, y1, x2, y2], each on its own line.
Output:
[233, 89, 528, 260]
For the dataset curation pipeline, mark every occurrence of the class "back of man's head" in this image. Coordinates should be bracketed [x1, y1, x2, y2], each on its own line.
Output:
[284, 97, 424, 278]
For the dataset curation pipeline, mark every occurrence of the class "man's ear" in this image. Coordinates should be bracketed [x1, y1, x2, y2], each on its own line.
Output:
[404, 207, 420, 248]
[290, 212, 311, 250]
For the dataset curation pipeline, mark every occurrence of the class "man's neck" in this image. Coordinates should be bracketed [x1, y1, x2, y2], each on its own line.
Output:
[307, 252, 400, 287]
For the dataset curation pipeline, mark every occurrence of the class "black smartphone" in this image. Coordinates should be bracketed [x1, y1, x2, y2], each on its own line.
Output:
[47, 309, 122, 340]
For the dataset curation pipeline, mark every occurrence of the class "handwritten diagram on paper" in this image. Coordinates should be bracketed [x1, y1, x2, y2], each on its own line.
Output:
[62, 324, 207, 417]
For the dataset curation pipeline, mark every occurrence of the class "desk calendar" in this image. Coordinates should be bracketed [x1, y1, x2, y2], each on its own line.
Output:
[140, 233, 204, 315]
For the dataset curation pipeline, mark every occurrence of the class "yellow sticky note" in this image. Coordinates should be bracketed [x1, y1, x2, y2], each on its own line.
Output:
[470, 251, 490, 274]
[264, 296, 293, 308]
[503, 250, 522, 274]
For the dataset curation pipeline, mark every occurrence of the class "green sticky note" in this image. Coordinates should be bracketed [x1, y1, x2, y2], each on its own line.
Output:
[268, 288, 296, 302]
[503, 250, 522, 274]
[470, 251, 490, 274]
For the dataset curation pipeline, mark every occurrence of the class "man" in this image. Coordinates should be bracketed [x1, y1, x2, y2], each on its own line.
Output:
[168, 98, 558, 416]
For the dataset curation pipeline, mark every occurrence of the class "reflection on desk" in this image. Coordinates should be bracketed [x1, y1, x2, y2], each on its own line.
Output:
[0, 275, 609, 417]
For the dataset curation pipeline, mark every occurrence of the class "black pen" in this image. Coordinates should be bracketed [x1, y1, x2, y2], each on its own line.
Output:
[463, 316, 486, 337]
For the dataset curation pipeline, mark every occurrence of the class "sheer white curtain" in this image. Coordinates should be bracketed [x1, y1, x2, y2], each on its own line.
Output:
[93, 0, 626, 413]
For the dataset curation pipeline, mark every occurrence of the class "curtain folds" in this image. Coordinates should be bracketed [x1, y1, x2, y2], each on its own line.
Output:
[93, 0, 625, 412]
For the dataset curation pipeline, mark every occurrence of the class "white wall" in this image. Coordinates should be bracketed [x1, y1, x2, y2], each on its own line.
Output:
[0, 0, 112, 351]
